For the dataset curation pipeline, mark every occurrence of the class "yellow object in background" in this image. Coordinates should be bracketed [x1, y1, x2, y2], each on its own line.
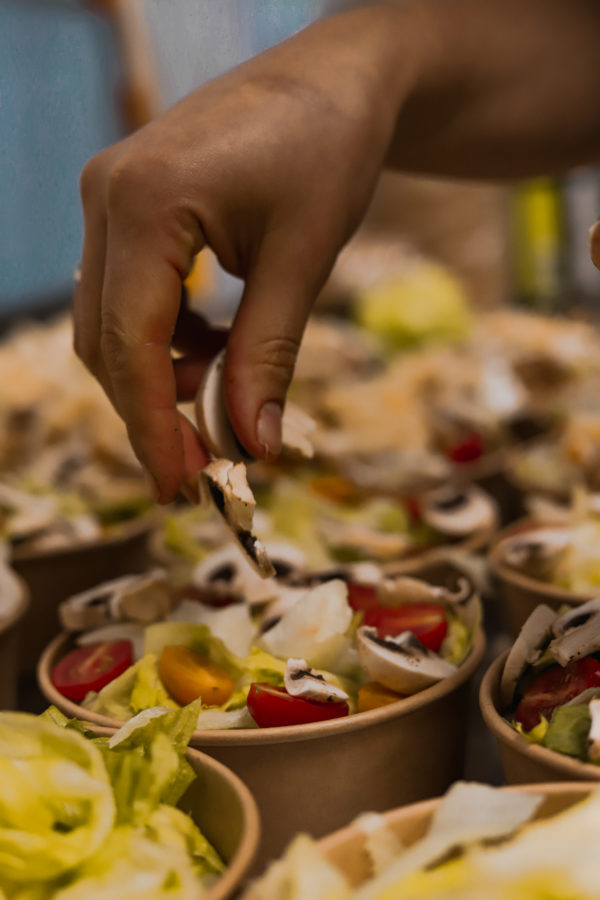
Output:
[510, 178, 566, 310]
[354, 258, 473, 352]
[184, 251, 215, 304]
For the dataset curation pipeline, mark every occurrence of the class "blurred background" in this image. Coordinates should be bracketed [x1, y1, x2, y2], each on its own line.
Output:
[2, 0, 599, 323]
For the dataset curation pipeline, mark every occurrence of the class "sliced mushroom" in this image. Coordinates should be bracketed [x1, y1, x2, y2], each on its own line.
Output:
[195, 350, 315, 462]
[588, 699, 600, 763]
[549, 610, 600, 667]
[419, 485, 495, 537]
[284, 658, 349, 703]
[200, 459, 274, 578]
[500, 527, 572, 581]
[59, 569, 173, 632]
[551, 597, 600, 639]
[192, 542, 304, 606]
[500, 604, 556, 707]
[357, 626, 457, 695]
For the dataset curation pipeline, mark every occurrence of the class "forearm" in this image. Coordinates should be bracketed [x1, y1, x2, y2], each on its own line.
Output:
[383, 0, 600, 178]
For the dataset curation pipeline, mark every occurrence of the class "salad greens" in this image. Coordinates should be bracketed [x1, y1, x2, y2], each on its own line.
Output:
[250, 781, 600, 899]
[0, 706, 224, 900]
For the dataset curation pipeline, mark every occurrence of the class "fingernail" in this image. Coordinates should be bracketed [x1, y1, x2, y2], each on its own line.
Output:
[142, 467, 161, 503]
[256, 401, 282, 458]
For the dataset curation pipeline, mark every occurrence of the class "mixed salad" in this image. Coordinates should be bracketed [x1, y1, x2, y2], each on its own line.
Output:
[248, 780, 600, 899]
[0, 705, 225, 900]
[495, 491, 600, 595]
[500, 599, 600, 765]
[48, 557, 480, 731]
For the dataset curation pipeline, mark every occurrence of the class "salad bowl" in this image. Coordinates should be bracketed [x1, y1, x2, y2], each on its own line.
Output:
[11, 513, 155, 673]
[39, 621, 485, 869]
[242, 781, 599, 897]
[480, 651, 600, 784]
[488, 518, 593, 636]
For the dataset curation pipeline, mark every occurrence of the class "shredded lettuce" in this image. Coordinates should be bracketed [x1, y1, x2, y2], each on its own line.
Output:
[440, 611, 472, 667]
[0, 707, 224, 899]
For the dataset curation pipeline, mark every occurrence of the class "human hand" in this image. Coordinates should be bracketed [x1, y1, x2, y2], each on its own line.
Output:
[74, 5, 405, 503]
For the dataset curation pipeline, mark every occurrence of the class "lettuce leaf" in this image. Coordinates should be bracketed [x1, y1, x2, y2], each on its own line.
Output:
[542, 704, 591, 760]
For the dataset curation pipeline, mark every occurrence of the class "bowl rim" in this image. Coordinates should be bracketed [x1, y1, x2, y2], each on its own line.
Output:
[89, 725, 260, 900]
[38, 627, 485, 746]
[0, 573, 30, 637]
[10, 510, 158, 564]
[488, 517, 593, 605]
[480, 649, 600, 781]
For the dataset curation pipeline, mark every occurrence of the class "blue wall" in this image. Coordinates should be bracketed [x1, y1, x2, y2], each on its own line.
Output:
[0, 1, 123, 312]
[1, 0, 335, 314]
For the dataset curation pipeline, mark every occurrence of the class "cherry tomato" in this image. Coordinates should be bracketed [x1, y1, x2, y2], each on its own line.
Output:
[515, 657, 600, 731]
[51, 641, 133, 702]
[405, 496, 421, 521]
[160, 646, 235, 706]
[357, 681, 406, 713]
[346, 582, 379, 612]
[364, 602, 448, 652]
[447, 433, 484, 464]
[247, 683, 349, 728]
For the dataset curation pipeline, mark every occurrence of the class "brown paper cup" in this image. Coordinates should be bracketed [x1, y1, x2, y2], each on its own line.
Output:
[0, 576, 29, 709]
[480, 650, 600, 783]
[488, 519, 591, 636]
[89, 727, 259, 900]
[11, 515, 155, 674]
[242, 782, 596, 895]
[39, 630, 485, 869]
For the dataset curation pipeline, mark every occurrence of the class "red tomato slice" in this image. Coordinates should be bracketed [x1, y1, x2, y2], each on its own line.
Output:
[346, 582, 379, 612]
[51, 641, 133, 702]
[447, 433, 484, 464]
[247, 683, 349, 728]
[515, 656, 600, 731]
[364, 602, 448, 652]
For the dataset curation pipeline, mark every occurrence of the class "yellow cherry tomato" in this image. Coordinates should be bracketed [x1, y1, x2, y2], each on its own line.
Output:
[159, 645, 234, 706]
[357, 681, 406, 713]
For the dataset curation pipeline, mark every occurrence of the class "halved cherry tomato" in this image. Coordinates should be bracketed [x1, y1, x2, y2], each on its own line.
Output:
[346, 582, 379, 612]
[51, 641, 133, 701]
[447, 433, 484, 464]
[364, 602, 448, 652]
[515, 657, 600, 731]
[357, 681, 406, 713]
[247, 683, 349, 728]
[160, 646, 234, 706]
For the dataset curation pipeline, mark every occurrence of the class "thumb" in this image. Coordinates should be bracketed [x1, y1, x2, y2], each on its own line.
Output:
[590, 219, 600, 271]
[224, 237, 322, 459]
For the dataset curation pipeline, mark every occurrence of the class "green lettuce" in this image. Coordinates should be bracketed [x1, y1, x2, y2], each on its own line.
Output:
[542, 704, 592, 760]
[440, 612, 472, 667]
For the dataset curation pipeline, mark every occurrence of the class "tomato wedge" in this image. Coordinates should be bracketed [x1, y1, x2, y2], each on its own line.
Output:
[247, 683, 349, 728]
[160, 646, 234, 706]
[51, 641, 133, 701]
[346, 582, 379, 612]
[515, 656, 600, 731]
[363, 602, 448, 652]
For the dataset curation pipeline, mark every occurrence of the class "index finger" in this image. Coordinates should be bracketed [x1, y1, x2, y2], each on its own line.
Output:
[100, 217, 207, 502]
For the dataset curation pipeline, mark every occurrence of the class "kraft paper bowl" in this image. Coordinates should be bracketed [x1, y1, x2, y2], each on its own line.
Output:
[39, 627, 485, 870]
[0, 574, 29, 709]
[11, 514, 156, 673]
[488, 519, 591, 636]
[480, 650, 600, 784]
[90, 726, 259, 900]
[242, 782, 597, 895]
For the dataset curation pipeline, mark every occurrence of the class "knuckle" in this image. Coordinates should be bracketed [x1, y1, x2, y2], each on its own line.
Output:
[251, 335, 300, 386]
[79, 153, 107, 207]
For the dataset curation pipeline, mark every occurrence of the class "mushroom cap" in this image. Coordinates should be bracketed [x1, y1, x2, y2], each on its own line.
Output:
[419, 485, 496, 537]
[284, 657, 349, 703]
[357, 626, 457, 695]
[500, 603, 556, 707]
[500, 527, 572, 580]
